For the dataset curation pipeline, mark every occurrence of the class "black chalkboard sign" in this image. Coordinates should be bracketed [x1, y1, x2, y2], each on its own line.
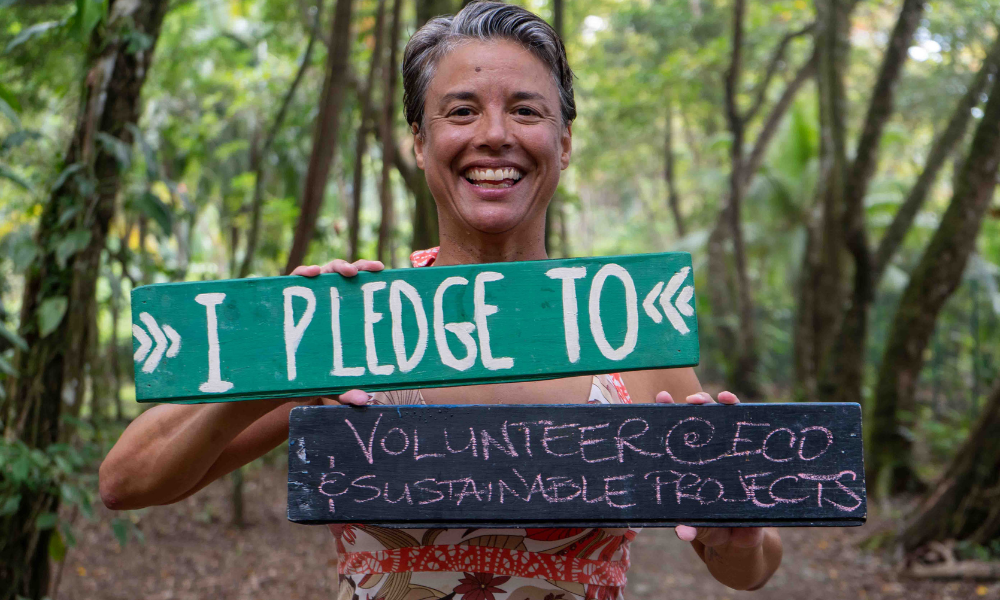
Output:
[287, 403, 866, 528]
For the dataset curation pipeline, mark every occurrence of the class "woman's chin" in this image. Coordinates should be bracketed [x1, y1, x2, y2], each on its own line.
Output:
[456, 205, 537, 235]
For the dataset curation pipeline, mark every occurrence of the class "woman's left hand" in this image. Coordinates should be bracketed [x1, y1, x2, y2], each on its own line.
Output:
[654, 390, 768, 556]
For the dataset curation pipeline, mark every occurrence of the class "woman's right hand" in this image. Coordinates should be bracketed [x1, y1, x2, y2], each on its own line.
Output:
[291, 258, 385, 407]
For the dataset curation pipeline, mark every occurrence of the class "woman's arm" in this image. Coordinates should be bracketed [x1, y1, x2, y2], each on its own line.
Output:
[623, 368, 784, 591]
[99, 397, 313, 510]
[684, 525, 783, 591]
[99, 258, 384, 511]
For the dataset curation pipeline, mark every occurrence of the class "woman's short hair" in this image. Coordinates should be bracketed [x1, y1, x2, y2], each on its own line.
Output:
[402, 1, 576, 131]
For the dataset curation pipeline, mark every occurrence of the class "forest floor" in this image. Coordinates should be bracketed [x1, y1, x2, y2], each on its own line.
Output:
[57, 461, 997, 600]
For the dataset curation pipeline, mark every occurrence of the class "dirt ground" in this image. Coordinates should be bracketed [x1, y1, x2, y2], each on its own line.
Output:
[56, 462, 998, 600]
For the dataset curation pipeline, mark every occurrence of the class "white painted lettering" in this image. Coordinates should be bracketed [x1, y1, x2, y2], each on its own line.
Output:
[433, 276, 477, 370]
[545, 266, 587, 363]
[195, 292, 233, 393]
[330, 287, 365, 377]
[474, 272, 514, 370]
[588, 264, 639, 360]
[389, 280, 428, 373]
[282, 286, 316, 381]
[362, 282, 394, 376]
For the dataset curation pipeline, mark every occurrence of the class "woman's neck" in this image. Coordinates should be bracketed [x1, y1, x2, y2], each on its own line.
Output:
[432, 214, 549, 266]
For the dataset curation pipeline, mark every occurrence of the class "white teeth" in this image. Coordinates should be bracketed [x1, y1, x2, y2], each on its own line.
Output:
[464, 167, 524, 183]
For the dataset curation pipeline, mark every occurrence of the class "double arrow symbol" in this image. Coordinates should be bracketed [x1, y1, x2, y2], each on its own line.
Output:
[643, 267, 695, 334]
[133, 312, 181, 373]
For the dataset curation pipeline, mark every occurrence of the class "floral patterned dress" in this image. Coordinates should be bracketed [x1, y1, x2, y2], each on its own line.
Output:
[329, 248, 641, 600]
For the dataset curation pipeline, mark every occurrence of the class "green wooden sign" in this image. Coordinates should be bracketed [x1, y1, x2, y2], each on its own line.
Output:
[130, 252, 699, 403]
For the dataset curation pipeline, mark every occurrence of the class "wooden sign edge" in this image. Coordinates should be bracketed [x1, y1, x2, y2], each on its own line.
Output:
[286, 402, 866, 528]
[132, 252, 700, 403]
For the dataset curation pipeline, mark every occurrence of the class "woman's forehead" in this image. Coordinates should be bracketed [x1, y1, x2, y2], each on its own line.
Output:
[427, 39, 559, 103]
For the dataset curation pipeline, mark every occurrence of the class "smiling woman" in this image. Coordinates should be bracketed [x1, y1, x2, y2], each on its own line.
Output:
[98, 2, 781, 598]
[402, 3, 575, 259]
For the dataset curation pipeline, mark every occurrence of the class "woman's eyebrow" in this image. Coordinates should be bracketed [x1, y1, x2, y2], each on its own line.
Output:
[511, 91, 546, 101]
[439, 91, 478, 106]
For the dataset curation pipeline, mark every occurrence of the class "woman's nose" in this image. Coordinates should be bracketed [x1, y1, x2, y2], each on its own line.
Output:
[475, 110, 512, 150]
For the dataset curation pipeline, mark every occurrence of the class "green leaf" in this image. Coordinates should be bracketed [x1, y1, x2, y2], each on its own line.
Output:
[0, 164, 31, 190]
[48, 527, 66, 562]
[54, 230, 92, 269]
[4, 21, 62, 54]
[0, 494, 20, 516]
[133, 191, 174, 234]
[0, 83, 17, 112]
[111, 518, 128, 548]
[57, 205, 81, 227]
[60, 523, 77, 548]
[96, 132, 131, 171]
[0, 97, 19, 128]
[126, 123, 159, 180]
[35, 512, 57, 530]
[72, 0, 104, 43]
[0, 355, 17, 377]
[2, 129, 43, 155]
[0, 323, 28, 351]
[37, 296, 68, 338]
[10, 455, 29, 482]
[11, 238, 38, 271]
[52, 163, 85, 192]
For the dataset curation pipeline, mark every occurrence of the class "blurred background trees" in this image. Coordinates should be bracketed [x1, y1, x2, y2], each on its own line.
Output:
[3, 0, 1000, 597]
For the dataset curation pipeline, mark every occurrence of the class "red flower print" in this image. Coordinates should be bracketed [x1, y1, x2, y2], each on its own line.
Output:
[525, 528, 586, 542]
[453, 572, 511, 600]
[585, 585, 620, 600]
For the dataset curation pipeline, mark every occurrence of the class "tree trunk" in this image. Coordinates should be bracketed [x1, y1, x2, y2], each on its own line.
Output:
[899, 375, 1000, 551]
[793, 0, 851, 400]
[664, 97, 685, 238]
[284, 0, 355, 274]
[710, 2, 816, 399]
[0, 1, 169, 597]
[376, 0, 403, 265]
[544, 0, 564, 257]
[109, 277, 122, 422]
[403, 0, 452, 252]
[348, 0, 388, 262]
[230, 467, 246, 528]
[239, 2, 321, 278]
[874, 34, 1000, 281]
[869, 62, 1000, 495]
[416, 0, 456, 27]
[820, 0, 925, 406]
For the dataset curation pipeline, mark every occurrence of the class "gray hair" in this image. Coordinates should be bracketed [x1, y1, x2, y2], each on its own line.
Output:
[402, 1, 576, 132]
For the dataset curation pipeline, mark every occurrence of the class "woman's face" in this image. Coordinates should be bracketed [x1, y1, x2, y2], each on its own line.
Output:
[414, 39, 571, 236]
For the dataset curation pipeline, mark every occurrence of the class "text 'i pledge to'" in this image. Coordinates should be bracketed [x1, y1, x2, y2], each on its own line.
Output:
[189, 262, 690, 392]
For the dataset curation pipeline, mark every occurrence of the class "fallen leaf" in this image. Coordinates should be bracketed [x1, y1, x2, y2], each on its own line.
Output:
[977, 585, 988, 596]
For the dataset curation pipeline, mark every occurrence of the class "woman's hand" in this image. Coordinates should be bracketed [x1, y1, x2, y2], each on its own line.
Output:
[654, 389, 782, 590]
[292, 258, 385, 407]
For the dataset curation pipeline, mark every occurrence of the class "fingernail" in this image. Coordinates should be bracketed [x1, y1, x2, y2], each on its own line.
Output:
[365, 393, 376, 404]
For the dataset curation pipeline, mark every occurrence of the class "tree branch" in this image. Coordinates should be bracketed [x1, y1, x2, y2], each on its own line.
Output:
[723, 0, 746, 136]
[239, 0, 322, 278]
[742, 50, 817, 186]
[841, 0, 925, 271]
[745, 22, 815, 124]
[873, 30, 1000, 280]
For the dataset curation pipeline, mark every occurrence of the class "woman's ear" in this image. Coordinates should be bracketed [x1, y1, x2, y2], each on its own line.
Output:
[412, 123, 425, 170]
[560, 124, 572, 170]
